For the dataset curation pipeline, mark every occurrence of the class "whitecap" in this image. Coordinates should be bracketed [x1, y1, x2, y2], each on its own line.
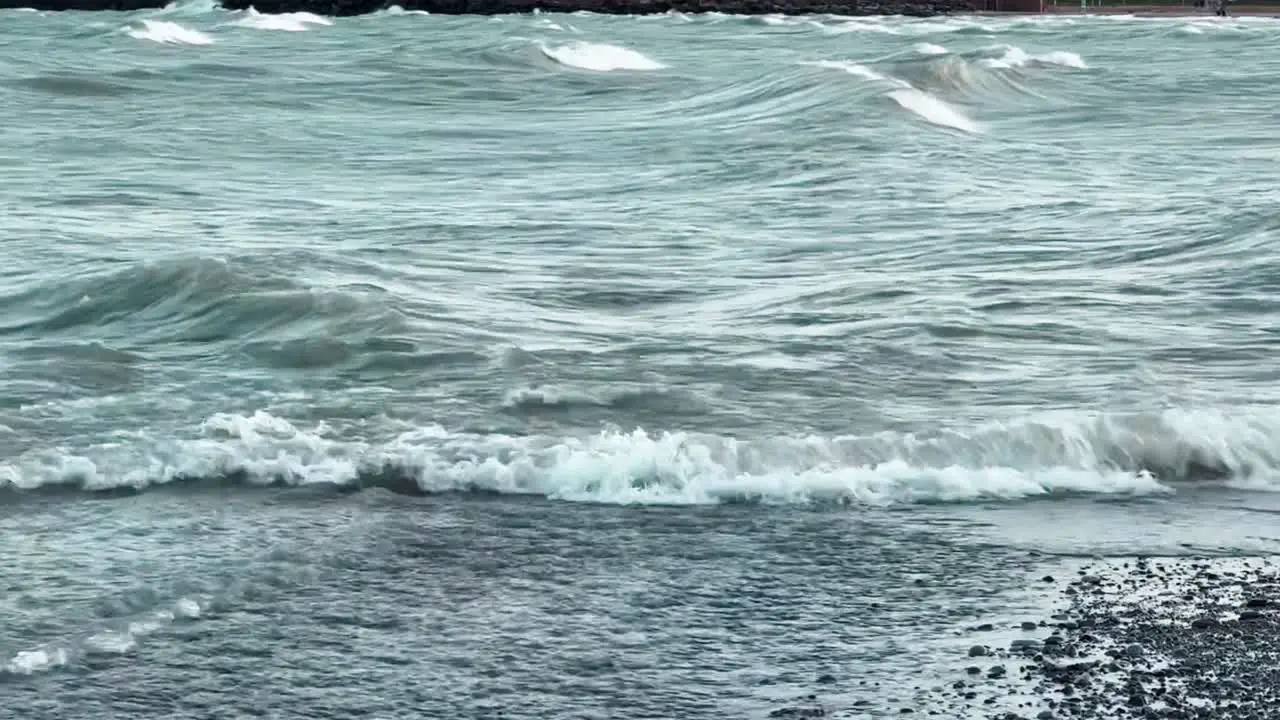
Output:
[125, 19, 214, 45]
[234, 8, 332, 31]
[806, 59, 982, 134]
[539, 41, 665, 72]
[887, 87, 982, 133]
[982, 46, 1087, 70]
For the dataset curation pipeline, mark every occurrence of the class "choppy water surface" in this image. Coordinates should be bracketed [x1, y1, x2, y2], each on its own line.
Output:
[2, 5, 1280, 717]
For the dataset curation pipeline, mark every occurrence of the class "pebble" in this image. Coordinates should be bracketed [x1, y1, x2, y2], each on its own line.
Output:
[917, 556, 1280, 719]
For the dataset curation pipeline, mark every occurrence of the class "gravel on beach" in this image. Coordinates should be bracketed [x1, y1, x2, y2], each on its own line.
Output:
[918, 555, 1280, 720]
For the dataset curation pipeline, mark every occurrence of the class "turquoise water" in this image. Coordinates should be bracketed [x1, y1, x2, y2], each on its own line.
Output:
[2, 5, 1280, 717]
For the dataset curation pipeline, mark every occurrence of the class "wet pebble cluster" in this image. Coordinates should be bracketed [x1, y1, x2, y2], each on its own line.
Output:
[919, 556, 1280, 719]
[764, 556, 1280, 719]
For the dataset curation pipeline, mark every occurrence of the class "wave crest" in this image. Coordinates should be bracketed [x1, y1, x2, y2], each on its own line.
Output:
[539, 41, 665, 72]
[125, 19, 213, 46]
[980, 46, 1087, 70]
[233, 8, 333, 31]
[0, 256, 403, 352]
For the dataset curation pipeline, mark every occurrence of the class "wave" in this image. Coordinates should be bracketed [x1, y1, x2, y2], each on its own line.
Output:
[0, 256, 404, 358]
[499, 383, 710, 418]
[539, 41, 665, 72]
[380, 4, 432, 15]
[806, 59, 980, 134]
[3, 407, 1278, 506]
[125, 19, 213, 46]
[887, 47, 1086, 105]
[980, 46, 1087, 71]
[146, 0, 222, 16]
[233, 8, 333, 31]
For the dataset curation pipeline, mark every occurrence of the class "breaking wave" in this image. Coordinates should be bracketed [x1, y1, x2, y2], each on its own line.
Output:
[232, 8, 333, 32]
[980, 45, 1087, 70]
[807, 59, 981, 133]
[125, 19, 214, 45]
[539, 41, 665, 72]
[3, 408, 1277, 506]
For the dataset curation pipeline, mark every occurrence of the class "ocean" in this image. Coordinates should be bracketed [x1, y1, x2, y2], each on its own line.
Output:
[2, 5, 1279, 718]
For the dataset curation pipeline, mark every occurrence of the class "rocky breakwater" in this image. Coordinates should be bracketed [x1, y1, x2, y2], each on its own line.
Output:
[0, 0, 171, 9]
[2, 0, 976, 18]
[922, 555, 1280, 719]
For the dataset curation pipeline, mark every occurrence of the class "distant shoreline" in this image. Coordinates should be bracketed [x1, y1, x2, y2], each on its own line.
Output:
[4, 0, 1279, 17]
[981, 3, 1280, 14]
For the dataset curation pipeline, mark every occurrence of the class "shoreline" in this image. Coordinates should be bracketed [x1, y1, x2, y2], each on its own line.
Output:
[6, 0, 1279, 16]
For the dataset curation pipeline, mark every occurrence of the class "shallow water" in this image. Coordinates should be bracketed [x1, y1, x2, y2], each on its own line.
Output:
[2, 5, 1280, 717]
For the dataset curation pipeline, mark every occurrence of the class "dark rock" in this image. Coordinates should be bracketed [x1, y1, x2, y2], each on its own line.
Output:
[968, 645, 988, 657]
[1246, 597, 1270, 608]
[816, 673, 836, 684]
[0, 0, 166, 8]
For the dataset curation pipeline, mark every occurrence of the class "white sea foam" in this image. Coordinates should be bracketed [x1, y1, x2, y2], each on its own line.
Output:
[982, 46, 1087, 70]
[235, 8, 332, 31]
[539, 41, 665, 72]
[85, 632, 139, 654]
[6, 407, 1280, 506]
[916, 42, 949, 56]
[3, 647, 71, 675]
[382, 4, 431, 14]
[125, 19, 214, 45]
[0, 597, 203, 676]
